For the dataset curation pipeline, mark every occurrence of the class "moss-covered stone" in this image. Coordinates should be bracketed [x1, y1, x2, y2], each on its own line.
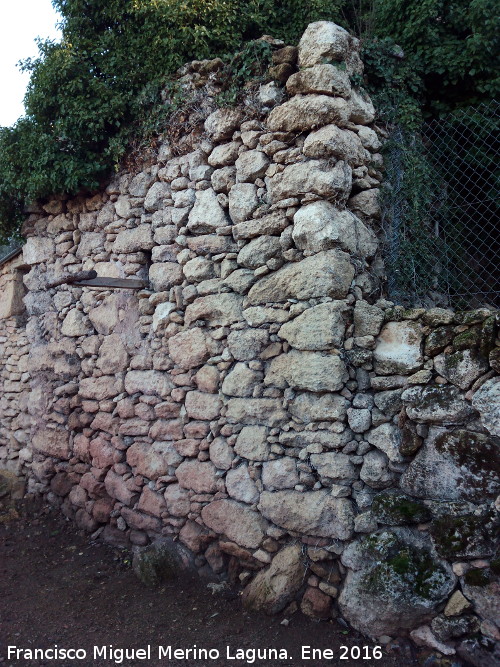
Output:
[479, 315, 497, 359]
[425, 325, 455, 357]
[453, 325, 481, 350]
[490, 347, 500, 373]
[464, 568, 492, 587]
[430, 512, 497, 559]
[132, 538, 194, 587]
[399, 424, 423, 456]
[372, 490, 430, 526]
[454, 309, 495, 325]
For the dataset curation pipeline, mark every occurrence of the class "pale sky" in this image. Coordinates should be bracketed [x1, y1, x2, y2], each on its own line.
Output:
[0, 0, 61, 127]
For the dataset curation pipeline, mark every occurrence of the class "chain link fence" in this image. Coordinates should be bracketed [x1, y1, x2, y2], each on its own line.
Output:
[381, 100, 499, 309]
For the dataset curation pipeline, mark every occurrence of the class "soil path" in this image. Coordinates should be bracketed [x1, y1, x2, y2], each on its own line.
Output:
[0, 501, 419, 667]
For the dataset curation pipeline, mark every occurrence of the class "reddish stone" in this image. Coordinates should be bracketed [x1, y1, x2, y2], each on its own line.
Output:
[185, 391, 221, 420]
[174, 439, 200, 457]
[89, 436, 115, 469]
[179, 520, 213, 553]
[154, 401, 181, 418]
[300, 586, 332, 619]
[92, 497, 114, 523]
[121, 508, 161, 533]
[137, 486, 168, 517]
[149, 419, 184, 441]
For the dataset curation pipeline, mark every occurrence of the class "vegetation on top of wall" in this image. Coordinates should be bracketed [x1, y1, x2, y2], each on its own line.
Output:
[0, 0, 498, 243]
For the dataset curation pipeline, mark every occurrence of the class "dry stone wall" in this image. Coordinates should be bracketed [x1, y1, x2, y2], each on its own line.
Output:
[1, 21, 499, 659]
[0, 252, 31, 493]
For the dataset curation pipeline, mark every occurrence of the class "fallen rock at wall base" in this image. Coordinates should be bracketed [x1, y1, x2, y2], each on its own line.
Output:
[472, 377, 500, 436]
[462, 574, 500, 627]
[289, 392, 347, 423]
[187, 188, 229, 234]
[265, 350, 348, 392]
[286, 64, 351, 98]
[278, 301, 347, 350]
[184, 293, 243, 327]
[201, 499, 268, 549]
[126, 441, 182, 479]
[268, 159, 351, 203]
[401, 385, 477, 424]
[457, 638, 500, 667]
[124, 370, 173, 398]
[292, 202, 377, 258]
[226, 399, 287, 428]
[242, 544, 305, 614]
[266, 95, 350, 133]
[259, 490, 354, 540]
[247, 249, 354, 304]
[400, 428, 500, 502]
[32, 428, 70, 459]
[373, 321, 423, 375]
[132, 538, 195, 587]
[434, 348, 489, 390]
[338, 529, 456, 638]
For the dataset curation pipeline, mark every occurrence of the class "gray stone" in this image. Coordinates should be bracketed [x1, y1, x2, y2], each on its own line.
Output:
[226, 464, 259, 504]
[234, 425, 270, 461]
[268, 159, 351, 203]
[339, 529, 455, 638]
[400, 428, 500, 502]
[402, 385, 476, 424]
[61, 309, 94, 337]
[303, 125, 367, 166]
[186, 188, 229, 234]
[347, 408, 372, 433]
[209, 437, 235, 471]
[278, 302, 346, 350]
[144, 182, 171, 212]
[434, 349, 489, 390]
[113, 225, 154, 253]
[237, 236, 282, 269]
[472, 377, 500, 436]
[292, 202, 377, 258]
[360, 450, 393, 489]
[182, 257, 216, 282]
[222, 363, 261, 397]
[265, 350, 348, 392]
[289, 392, 347, 423]
[374, 321, 424, 375]
[349, 88, 376, 124]
[242, 544, 305, 613]
[168, 328, 210, 369]
[201, 499, 268, 549]
[298, 21, 361, 72]
[227, 329, 269, 361]
[286, 64, 351, 98]
[232, 212, 288, 240]
[267, 95, 350, 133]
[149, 262, 183, 291]
[226, 399, 287, 428]
[259, 489, 354, 540]
[124, 370, 173, 398]
[235, 150, 270, 182]
[248, 250, 355, 304]
[204, 107, 243, 142]
[262, 458, 299, 489]
[366, 423, 404, 462]
[228, 183, 259, 223]
[354, 301, 384, 337]
[184, 294, 243, 327]
[23, 237, 55, 265]
[310, 452, 358, 484]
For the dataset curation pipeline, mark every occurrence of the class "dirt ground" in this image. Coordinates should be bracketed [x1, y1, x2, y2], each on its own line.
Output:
[0, 500, 427, 667]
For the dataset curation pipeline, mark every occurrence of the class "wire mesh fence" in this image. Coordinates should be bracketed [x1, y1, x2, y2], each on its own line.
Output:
[381, 100, 499, 309]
